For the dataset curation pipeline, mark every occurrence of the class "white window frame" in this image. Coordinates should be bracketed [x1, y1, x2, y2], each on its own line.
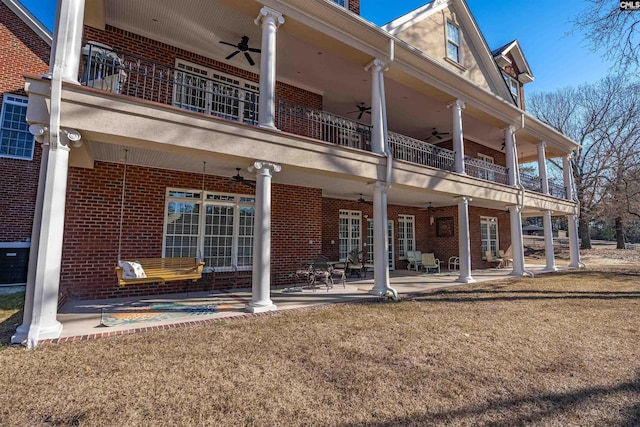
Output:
[0, 94, 34, 160]
[478, 153, 495, 181]
[397, 214, 416, 260]
[481, 216, 499, 259]
[163, 188, 256, 272]
[331, 0, 347, 7]
[502, 73, 521, 107]
[339, 210, 361, 262]
[446, 21, 461, 64]
[367, 219, 395, 270]
[174, 59, 259, 124]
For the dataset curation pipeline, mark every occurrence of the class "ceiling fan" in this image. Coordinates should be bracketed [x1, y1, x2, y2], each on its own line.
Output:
[231, 168, 256, 189]
[357, 194, 373, 205]
[347, 102, 372, 120]
[425, 128, 450, 142]
[219, 35, 261, 66]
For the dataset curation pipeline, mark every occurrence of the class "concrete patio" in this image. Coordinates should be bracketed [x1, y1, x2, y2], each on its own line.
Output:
[52, 264, 562, 342]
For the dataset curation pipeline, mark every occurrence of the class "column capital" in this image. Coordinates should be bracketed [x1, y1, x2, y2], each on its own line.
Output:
[255, 7, 285, 26]
[365, 58, 388, 72]
[502, 125, 515, 134]
[454, 195, 472, 203]
[537, 140, 547, 149]
[507, 204, 522, 213]
[252, 161, 281, 174]
[447, 99, 466, 110]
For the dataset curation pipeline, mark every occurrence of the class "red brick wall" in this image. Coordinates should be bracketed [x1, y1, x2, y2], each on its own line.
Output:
[0, 2, 50, 243]
[61, 162, 322, 299]
[349, 0, 361, 14]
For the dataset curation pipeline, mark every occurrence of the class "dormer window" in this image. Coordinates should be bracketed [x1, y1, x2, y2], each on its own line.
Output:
[331, 0, 347, 7]
[502, 73, 521, 107]
[446, 21, 461, 63]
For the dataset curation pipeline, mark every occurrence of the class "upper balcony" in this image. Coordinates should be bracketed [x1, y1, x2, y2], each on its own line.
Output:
[79, 41, 562, 202]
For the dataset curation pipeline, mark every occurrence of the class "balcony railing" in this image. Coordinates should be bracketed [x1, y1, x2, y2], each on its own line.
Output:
[387, 131, 455, 171]
[277, 99, 372, 150]
[520, 171, 541, 192]
[78, 43, 566, 199]
[80, 42, 259, 125]
[464, 156, 508, 184]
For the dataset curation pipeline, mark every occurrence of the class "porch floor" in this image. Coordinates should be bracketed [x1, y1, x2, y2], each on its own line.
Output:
[55, 264, 565, 341]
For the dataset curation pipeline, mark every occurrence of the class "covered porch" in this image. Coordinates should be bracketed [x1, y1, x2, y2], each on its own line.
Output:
[53, 264, 566, 342]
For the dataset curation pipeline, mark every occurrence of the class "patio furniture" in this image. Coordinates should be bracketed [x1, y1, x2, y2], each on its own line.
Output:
[406, 250, 423, 271]
[448, 256, 460, 271]
[421, 252, 441, 274]
[311, 256, 334, 291]
[346, 249, 365, 278]
[115, 257, 205, 287]
[485, 251, 503, 268]
[498, 250, 512, 268]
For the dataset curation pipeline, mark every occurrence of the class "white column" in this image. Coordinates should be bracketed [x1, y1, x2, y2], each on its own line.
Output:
[26, 129, 81, 348]
[562, 153, 573, 201]
[368, 59, 385, 155]
[504, 125, 517, 186]
[246, 161, 281, 314]
[542, 210, 557, 272]
[509, 205, 526, 276]
[369, 182, 391, 296]
[448, 100, 466, 174]
[537, 142, 549, 195]
[255, 7, 284, 130]
[11, 127, 49, 344]
[567, 214, 581, 268]
[47, 0, 85, 83]
[456, 196, 475, 283]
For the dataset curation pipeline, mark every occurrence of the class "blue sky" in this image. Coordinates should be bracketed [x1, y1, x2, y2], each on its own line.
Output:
[21, 0, 611, 94]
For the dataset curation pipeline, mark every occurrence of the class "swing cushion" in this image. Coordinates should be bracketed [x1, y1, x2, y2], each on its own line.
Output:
[118, 260, 147, 279]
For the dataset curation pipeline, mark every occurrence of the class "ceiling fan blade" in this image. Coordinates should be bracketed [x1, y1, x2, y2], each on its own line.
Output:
[248, 47, 261, 53]
[441, 132, 450, 136]
[245, 52, 255, 66]
[358, 111, 364, 120]
[243, 181, 256, 189]
[226, 50, 240, 60]
[219, 41, 238, 48]
[365, 110, 371, 115]
[436, 135, 443, 140]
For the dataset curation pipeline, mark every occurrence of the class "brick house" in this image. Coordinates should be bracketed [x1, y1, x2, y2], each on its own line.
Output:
[15, 0, 581, 346]
[0, 0, 51, 285]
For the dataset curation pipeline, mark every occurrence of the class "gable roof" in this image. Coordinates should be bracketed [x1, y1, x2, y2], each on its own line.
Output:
[492, 39, 534, 84]
[382, 0, 514, 103]
[1, 0, 53, 46]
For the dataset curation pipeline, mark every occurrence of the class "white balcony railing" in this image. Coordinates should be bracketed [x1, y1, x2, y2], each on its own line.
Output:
[464, 156, 508, 184]
[387, 131, 455, 171]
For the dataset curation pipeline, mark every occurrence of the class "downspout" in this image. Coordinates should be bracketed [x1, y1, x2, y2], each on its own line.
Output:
[380, 39, 398, 301]
[512, 113, 534, 278]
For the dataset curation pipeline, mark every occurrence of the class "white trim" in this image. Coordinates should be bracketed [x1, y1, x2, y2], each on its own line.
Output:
[480, 216, 499, 259]
[0, 241, 31, 248]
[397, 214, 415, 260]
[383, 0, 450, 34]
[338, 209, 362, 261]
[1, 0, 53, 46]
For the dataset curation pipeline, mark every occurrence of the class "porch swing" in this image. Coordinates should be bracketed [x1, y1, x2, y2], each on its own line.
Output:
[114, 150, 205, 287]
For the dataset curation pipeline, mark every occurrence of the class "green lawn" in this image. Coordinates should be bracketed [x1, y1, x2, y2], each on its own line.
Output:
[0, 291, 24, 348]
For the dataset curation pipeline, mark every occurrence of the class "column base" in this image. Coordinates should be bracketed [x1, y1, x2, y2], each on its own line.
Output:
[543, 266, 558, 272]
[568, 263, 581, 269]
[23, 320, 63, 348]
[368, 287, 387, 296]
[245, 303, 277, 314]
[509, 270, 526, 276]
[258, 123, 280, 131]
[456, 275, 475, 284]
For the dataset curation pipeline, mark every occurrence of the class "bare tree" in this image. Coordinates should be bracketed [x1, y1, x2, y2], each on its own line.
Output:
[572, 1, 640, 71]
[528, 76, 640, 249]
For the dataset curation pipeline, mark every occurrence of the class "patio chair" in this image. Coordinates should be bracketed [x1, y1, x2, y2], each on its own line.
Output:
[498, 250, 512, 268]
[448, 256, 460, 271]
[346, 249, 364, 278]
[406, 250, 423, 271]
[421, 252, 441, 274]
[311, 256, 334, 291]
[485, 251, 503, 268]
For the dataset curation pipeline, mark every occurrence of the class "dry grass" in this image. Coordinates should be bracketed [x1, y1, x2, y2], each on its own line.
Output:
[1, 270, 639, 426]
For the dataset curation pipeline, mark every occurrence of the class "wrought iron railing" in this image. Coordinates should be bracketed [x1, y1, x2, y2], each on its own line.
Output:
[464, 156, 508, 184]
[277, 99, 372, 150]
[79, 42, 260, 125]
[520, 171, 541, 192]
[387, 131, 455, 171]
